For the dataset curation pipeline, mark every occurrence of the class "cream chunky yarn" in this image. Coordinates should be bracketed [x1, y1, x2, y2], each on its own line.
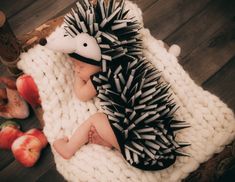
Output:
[17, 1, 235, 181]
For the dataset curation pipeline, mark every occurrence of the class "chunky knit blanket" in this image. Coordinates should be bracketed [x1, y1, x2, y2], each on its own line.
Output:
[17, 1, 235, 181]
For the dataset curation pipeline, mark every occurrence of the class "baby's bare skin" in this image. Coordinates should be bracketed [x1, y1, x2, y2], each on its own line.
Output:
[53, 58, 120, 159]
[88, 125, 113, 148]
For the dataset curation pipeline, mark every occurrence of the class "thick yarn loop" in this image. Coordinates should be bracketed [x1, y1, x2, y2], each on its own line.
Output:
[18, 1, 235, 181]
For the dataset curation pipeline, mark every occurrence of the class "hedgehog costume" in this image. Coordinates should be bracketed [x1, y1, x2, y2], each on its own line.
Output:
[40, 0, 190, 170]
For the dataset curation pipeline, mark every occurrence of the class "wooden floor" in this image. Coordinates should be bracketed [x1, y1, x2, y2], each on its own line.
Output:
[0, 0, 235, 181]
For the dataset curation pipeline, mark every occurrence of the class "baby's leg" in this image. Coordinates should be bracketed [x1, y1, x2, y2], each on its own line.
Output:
[53, 112, 120, 159]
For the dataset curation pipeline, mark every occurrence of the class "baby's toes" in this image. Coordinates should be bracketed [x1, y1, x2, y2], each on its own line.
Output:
[88, 131, 92, 136]
[88, 132, 92, 143]
[90, 125, 96, 132]
[88, 131, 92, 138]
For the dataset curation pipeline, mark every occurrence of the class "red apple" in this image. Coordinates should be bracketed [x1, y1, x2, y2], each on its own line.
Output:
[0, 121, 23, 149]
[16, 74, 41, 108]
[11, 135, 42, 167]
[25, 129, 48, 148]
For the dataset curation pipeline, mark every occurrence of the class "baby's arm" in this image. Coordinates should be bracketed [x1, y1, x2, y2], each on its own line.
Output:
[74, 75, 97, 102]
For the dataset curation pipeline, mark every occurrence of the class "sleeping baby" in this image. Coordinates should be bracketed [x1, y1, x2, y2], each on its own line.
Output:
[40, 0, 189, 170]
[53, 57, 121, 158]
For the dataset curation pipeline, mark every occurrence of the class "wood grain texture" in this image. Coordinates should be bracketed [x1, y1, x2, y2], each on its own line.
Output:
[37, 167, 66, 182]
[0, 0, 35, 18]
[0, 64, 8, 77]
[143, 0, 211, 40]
[181, 21, 235, 85]
[203, 56, 235, 111]
[41, 0, 159, 20]
[58, 0, 159, 15]
[0, 149, 14, 171]
[130, 0, 159, 12]
[165, 0, 235, 59]
[8, 0, 77, 37]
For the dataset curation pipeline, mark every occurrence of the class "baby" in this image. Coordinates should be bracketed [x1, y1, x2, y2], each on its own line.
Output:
[41, 0, 187, 170]
[53, 57, 121, 159]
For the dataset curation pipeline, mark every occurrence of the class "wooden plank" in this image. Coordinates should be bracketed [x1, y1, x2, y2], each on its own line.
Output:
[37, 166, 65, 182]
[0, 64, 9, 76]
[0, 150, 14, 171]
[181, 21, 235, 85]
[130, 0, 159, 12]
[202, 56, 235, 111]
[8, 0, 158, 37]
[8, 0, 77, 37]
[0, 145, 55, 181]
[0, 0, 35, 18]
[55, 0, 159, 17]
[143, 0, 211, 40]
[165, 0, 235, 59]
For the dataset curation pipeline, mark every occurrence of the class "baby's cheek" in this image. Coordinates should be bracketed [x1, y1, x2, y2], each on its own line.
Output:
[77, 72, 88, 82]
[73, 65, 80, 72]
[84, 74, 90, 82]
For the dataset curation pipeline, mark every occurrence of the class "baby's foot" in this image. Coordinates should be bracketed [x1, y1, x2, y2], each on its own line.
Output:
[89, 125, 113, 148]
[88, 130, 93, 143]
[53, 137, 73, 159]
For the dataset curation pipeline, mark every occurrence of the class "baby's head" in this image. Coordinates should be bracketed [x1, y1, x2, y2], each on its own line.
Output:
[40, 31, 102, 82]
[69, 57, 101, 82]
[39, 0, 141, 79]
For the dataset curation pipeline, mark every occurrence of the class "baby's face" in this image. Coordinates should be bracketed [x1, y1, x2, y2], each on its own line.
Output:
[69, 57, 101, 81]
